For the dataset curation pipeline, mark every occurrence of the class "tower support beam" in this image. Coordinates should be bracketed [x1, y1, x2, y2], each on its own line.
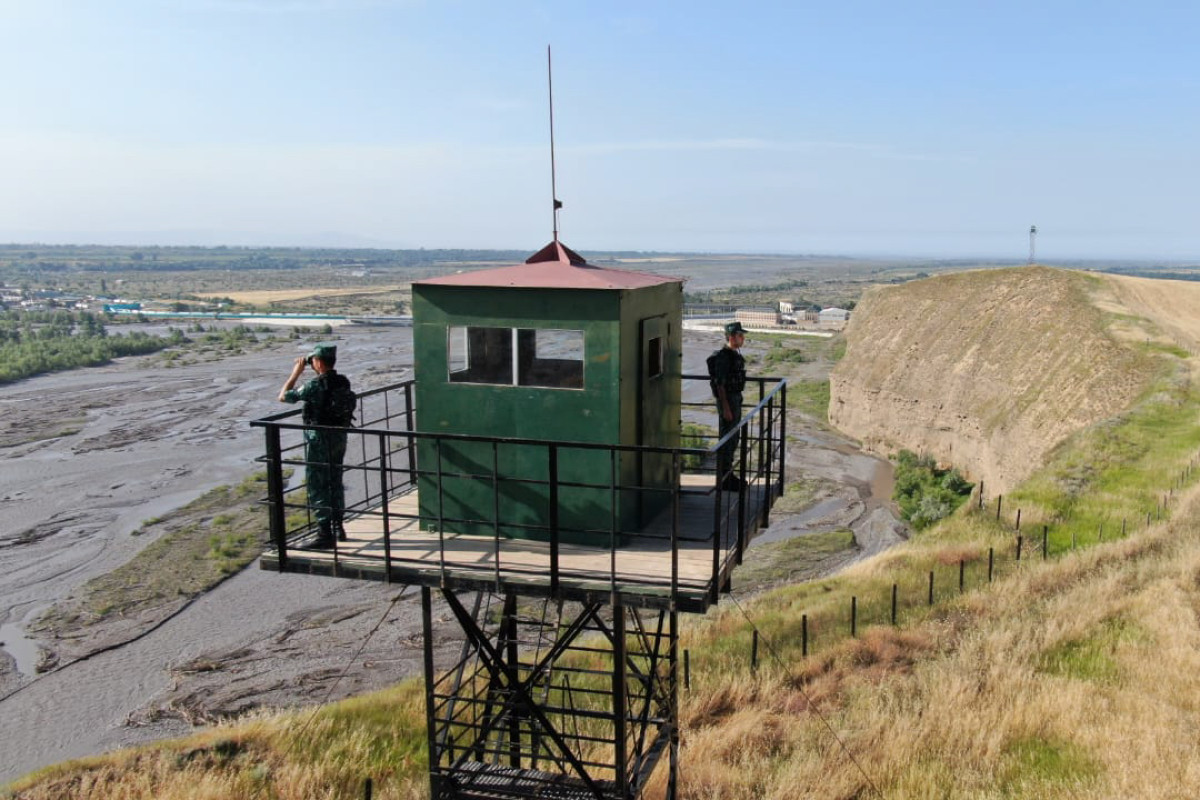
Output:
[424, 589, 677, 799]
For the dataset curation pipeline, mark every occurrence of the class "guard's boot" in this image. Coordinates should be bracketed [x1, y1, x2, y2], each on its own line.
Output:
[334, 520, 347, 542]
[311, 521, 336, 549]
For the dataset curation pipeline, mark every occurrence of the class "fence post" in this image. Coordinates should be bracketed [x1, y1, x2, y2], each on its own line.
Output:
[1016, 535, 1023, 562]
[988, 547, 994, 582]
[364, 777, 373, 800]
[851, 596, 857, 637]
[1042, 525, 1049, 560]
[891, 583, 898, 626]
[684, 649, 690, 690]
[751, 630, 758, 672]
[801, 614, 808, 657]
[996, 495, 1003, 521]
[959, 560, 965, 593]
[928, 571, 934, 606]
[1015, 508, 1022, 532]
[978, 480, 984, 510]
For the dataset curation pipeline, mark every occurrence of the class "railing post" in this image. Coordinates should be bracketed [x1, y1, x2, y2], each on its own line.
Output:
[377, 431, 392, 582]
[670, 451, 680, 606]
[610, 448, 619, 600]
[492, 441, 502, 592]
[264, 423, 287, 571]
[756, 386, 766, 484]
[403, 382, 416, 488]
[761, 396, 774, 529]
[736, 420, 748, 563]
[711, 474, 723, 605]
[549, 445, 560, 596]
[778, 383, 788, 499]
[436, 439, 447, 579]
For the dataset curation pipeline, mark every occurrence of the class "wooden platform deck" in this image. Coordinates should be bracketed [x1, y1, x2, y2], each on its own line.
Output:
[261, 474, 769, 613]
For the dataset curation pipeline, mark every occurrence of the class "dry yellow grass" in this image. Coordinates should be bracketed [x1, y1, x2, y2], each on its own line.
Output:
[661, 481, 1200, 799]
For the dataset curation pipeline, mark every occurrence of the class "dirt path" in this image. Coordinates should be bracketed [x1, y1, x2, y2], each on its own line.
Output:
[0, 326, 901, 785]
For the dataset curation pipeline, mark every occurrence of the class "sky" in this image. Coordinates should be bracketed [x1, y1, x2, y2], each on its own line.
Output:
[1, 0, 1198, 260]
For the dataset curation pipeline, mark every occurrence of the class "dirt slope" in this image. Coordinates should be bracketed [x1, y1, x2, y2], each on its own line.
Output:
[829, 267, 1173, 495]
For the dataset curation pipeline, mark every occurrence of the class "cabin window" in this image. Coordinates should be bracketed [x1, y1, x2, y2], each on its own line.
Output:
[447, 326, 584, 389]
[447, 326, 513, 385]
[518, 328, 584, 389]
[647, 336, 664, 379]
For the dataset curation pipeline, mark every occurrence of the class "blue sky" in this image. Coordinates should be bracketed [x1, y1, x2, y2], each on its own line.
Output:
[1, 0, 1197, 259]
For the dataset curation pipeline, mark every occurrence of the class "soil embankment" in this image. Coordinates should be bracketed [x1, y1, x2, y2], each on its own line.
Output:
[830, 267, 1165, 495]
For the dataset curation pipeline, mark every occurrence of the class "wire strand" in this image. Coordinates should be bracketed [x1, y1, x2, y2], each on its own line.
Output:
[727, 593, 884, 799]
[285, 586, 410, 754]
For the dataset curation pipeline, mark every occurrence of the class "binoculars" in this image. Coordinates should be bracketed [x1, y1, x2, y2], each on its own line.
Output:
[304, 356, 314, 367]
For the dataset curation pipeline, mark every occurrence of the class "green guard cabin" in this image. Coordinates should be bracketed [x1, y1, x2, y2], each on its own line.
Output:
[412, 239, 682, 545]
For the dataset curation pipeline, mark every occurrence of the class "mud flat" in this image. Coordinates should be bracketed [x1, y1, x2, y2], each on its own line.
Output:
[0, 325, 900, 785]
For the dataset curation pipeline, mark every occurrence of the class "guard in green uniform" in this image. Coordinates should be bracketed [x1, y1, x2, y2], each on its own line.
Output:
[279, 343, 352, 548]
[712, 321, 747, 490]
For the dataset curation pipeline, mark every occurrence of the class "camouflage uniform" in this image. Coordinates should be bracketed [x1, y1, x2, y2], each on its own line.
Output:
[282, 347, 350, 535]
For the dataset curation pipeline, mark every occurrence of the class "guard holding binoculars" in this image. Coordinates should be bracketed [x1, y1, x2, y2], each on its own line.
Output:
[279, 343, 356, 549]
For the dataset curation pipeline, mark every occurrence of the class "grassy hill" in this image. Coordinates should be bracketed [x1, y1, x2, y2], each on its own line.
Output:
[9, 270, 1200, 799]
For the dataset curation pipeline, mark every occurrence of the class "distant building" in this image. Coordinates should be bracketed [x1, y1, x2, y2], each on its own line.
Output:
[818, 307, 851, 329]
[735, 308, 781, 328]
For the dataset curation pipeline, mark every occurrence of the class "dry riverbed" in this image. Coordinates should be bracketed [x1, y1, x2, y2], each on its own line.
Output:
[0, 323, 902, 785]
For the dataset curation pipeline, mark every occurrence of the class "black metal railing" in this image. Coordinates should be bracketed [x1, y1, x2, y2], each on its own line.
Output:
[252, 375, 786, 609]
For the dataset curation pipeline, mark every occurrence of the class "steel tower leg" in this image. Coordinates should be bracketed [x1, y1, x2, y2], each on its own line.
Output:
[421, 590, 677, 799]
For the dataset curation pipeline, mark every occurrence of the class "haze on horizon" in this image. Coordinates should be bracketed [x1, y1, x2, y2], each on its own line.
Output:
[2, 1, 1197, 262]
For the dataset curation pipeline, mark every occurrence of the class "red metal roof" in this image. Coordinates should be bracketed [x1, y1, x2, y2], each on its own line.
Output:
[416, 240, 679, 290]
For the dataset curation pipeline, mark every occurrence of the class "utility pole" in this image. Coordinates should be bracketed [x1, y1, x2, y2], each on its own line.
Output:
[1028, 224, 1037, 264]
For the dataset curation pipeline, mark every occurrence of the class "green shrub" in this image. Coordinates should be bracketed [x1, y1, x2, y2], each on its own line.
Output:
[892, 450, 974, 530]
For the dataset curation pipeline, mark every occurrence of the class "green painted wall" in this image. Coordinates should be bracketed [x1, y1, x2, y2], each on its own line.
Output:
[412, 281, 682, 545]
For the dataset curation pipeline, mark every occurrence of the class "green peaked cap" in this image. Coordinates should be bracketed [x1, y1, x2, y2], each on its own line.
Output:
[309, 343, 337, 360]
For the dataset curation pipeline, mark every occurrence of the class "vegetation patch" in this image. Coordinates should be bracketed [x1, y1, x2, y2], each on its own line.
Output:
[1010, 364, 1200, 550]
[999, 736, 1100, 794]
[28, 472, 275, 654]
[771, 475, 827, 514]
[891, 449, 974, 530]
[1037, 616, 1145, 683]
[680, 421, 715, 469]
[731, 530, 857, 591]
[788, 379, 831, 421]
[0, 310, 187, 384]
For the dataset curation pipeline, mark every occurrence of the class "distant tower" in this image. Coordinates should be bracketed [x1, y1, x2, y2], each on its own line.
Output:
[1028, 225, 1038, 265]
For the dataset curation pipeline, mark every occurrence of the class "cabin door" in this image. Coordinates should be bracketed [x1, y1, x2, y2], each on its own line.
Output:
[637, 315, 671, 522]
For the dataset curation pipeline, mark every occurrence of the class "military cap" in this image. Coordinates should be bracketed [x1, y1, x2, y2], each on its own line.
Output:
[309, 343, 337, 361]
[724, 321, 747, 336]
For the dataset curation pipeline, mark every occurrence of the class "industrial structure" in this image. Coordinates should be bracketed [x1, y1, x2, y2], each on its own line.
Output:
[252, 238, 787, 799]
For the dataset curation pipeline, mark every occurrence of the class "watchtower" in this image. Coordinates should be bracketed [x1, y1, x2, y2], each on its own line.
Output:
[253, 242, 787, 794]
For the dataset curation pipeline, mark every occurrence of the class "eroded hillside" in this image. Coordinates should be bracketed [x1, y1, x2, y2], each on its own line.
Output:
[829, 267, 1190, 495]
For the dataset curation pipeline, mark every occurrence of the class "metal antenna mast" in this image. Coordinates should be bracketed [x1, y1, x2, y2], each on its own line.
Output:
[1029, 224, 1037, 264]
[548, 46, 562, 243]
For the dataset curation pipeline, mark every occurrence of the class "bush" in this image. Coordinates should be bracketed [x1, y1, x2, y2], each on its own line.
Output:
[892, 450, 974, 530]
